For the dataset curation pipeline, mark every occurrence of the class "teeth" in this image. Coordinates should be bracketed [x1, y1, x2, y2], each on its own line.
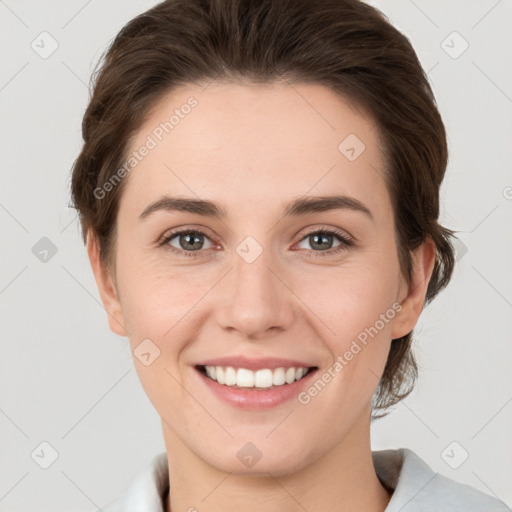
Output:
[225, 367, 237, 386]
[236, 368, 254, 387]
[255, 369, 273, 388]
[285, 367, 296, 384]
[272, 367, 286, 386]
[202, 365, 311, 389]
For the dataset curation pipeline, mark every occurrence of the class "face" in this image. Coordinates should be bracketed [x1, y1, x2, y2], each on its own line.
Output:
[89, 81, 433, 476]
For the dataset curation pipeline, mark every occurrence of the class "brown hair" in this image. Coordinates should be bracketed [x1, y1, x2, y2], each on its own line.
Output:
[70, 0, 456, 419]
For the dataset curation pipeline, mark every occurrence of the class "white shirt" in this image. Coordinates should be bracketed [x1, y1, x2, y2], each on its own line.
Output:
[95, 448, 510, 511]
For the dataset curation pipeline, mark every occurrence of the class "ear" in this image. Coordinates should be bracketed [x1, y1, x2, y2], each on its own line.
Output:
[391, 237, 436, 339]
[87, 230, 128, 337]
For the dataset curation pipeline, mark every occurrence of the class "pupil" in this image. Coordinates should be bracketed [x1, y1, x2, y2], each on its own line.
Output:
[312, 233, 332, 251]
[182, 233, 202, 250]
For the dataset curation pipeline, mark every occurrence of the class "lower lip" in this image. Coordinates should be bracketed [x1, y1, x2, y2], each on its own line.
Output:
[195, 367, 318, 410]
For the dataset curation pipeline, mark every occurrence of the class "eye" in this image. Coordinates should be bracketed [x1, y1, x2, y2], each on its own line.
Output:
[295, 228, 353, 256]
[159, 227, 354, 258]
[160, 229, 214, 257]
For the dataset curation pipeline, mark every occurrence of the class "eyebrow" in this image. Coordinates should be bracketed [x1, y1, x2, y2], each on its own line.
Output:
[138, 194, 373, 221]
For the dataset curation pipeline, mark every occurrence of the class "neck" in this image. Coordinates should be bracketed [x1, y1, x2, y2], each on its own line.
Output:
[162, 407, 391, 512]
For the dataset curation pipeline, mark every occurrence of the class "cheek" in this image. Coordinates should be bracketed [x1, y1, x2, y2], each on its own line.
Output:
[297, 258, 401, 339]
[115, 253, 169, 339]
[292, 257, 400, 401]
[116, 256, 215, 358]
[299, 272, 397, 427]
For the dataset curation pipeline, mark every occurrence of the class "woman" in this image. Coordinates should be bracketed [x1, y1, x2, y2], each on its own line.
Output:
[70, 0, 509, 510]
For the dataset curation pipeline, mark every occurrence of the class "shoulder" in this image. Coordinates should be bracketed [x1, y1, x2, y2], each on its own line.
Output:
[372, 447, 510, 512]
[91, 452, 169, 512]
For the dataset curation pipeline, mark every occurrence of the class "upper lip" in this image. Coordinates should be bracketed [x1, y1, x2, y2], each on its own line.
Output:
[195, 356, 318, 371]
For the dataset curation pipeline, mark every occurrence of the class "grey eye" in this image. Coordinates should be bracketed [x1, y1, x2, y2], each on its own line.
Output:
[297, 232, 342, 251]
[168, 231, 213, 251]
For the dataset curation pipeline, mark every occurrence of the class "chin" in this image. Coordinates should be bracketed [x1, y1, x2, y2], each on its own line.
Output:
[201, 441, 314, 477]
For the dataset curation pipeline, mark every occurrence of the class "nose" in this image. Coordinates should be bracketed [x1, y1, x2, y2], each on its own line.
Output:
[214, 241, 295, 339]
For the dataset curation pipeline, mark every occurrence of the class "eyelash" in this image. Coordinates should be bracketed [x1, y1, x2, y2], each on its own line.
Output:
[158, 227, 354, 259]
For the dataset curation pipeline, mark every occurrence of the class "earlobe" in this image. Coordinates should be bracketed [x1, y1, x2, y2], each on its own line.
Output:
[391, 237, 436, 340]
[86, 231, 128, 337]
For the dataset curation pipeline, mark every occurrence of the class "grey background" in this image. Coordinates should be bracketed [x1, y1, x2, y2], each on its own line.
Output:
[0, 0, 511, 510]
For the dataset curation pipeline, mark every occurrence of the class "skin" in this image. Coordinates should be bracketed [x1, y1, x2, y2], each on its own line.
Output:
[88, 81, 435, 512]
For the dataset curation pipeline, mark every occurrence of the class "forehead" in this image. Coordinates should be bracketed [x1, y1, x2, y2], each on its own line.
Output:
[121, 81, 388, 217]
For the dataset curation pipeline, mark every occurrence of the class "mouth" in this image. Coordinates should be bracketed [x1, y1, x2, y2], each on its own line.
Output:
[195, 364, 318, 390]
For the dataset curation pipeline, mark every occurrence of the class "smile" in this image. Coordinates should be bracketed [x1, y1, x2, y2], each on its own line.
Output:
[198, 365, 316, 389]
